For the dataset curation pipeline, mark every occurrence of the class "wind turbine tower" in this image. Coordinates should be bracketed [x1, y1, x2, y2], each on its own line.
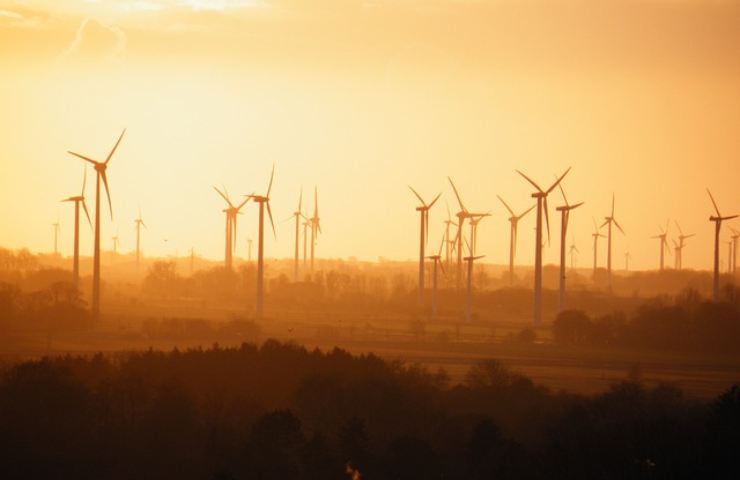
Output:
[516, 167, 571, 325]
[707, 189, 737, 301]
[67, 129, 125, 320]
[249, 165, 276, 319]
[555, 183, 583, 312]
[409, 186, 441, 306]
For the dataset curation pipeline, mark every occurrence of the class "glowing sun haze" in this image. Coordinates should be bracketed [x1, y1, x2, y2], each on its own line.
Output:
[1, 0, 738, 270]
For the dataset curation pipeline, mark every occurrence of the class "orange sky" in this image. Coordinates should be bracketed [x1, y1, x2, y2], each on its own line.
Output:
[1, 0, 738, 270]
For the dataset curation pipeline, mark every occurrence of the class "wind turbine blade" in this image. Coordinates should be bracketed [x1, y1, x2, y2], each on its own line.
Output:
[105, 129, 126, 164]
[81, 199, 92, 228]
[447, 177, 467, 212]
[81, 165, 87, 196]
[428, 192, 441, 209]
[600, 219, 609, 229]
[236, 196, 250, 211]
[266, 164, 275, 198]
[613, 218, 625, 235]
[545, 167, 571, 195]
[557, 182, 569, 205]
[439, 260, 447, 276]
[267, 201, 276, 239]
[438, 233, 445, 256]
[464, 237, 472, 256]
[706, 189, 721, 217]
[675, 220, 683, 236]
[515, 170, 543, 193]
[497, 195, 515, 216]
[408, 185, 426, 206]
[101, 171, 113, 220]
[544, 197, 551, 246]
[611, 193, 615, 217]
[298, 187, 303, 212]
[314, 186, 319, 218]
[446, 200, 451, 221]
[686, 233, 696, 239]
[592, 217, 598, 231]
[213, 186, 233, 207]
[569, 202, 584, 210]
[518, 204, 536, 220]
[68, 151, 98, 165]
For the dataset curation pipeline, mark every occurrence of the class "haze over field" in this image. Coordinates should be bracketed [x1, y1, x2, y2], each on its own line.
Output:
[1, 0, 739, 269]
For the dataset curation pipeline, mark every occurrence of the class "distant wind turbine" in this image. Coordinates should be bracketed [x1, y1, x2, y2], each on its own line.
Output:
[651, 220, 670, 271]
[61, 165, 91, 286]
[249, 165, 276, 319]
[673, 221, 695, 270]
[51, 217, 61, 255]
[555, 183, 583, 312]
[497, 195, 535, 284]
[625, 251, 631, 272]
[730, 227, 739, 275]
[591, 217, 606, 275]
[568, 236, 579, 270]
[112, 230, 120, 254]
[426, 234, 446, 321]
[310, 187, 321, 272]
[601, 193, 625, 289]
[290, 189, 305, 282]
[443, 202, 457, 270]
[515, 167, 571, 325]
[448, 177, 487, 290]
[67, 128, 125, 320]
[214, 186, 250, 270]
[134, 207, 146, 269]
[463, 238, 484, 323]
[707, 189, 737, 301]
[409, 186, 441, 306]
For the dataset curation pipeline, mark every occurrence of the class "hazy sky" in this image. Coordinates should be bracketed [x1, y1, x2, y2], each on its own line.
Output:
[1, 0, 738, 270]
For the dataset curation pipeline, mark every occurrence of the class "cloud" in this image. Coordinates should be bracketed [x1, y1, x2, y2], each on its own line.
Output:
[0, 9, 23, 19]
[56, 17, 127, 65]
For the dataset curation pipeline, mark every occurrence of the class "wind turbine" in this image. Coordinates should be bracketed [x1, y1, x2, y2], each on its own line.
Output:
[249, 165, 276, 319]
[515, 167, 571, 325]
[591, 217, 606, 275]
[426, 234, 446, 321]
[651, 220, 670, 271]
[290, 189, 305, 282]
[51, 217, 61, 255]
[601, 193, 625, 289]
[673, 221, 695, 270]
[707, 189, 737, 301]
[448, 177, 487, 290]
[728, 227, 739, 275]
[67, 128, 125, 320]
[568, 237, 579, 269]
[498, 195, 535, 284]
[112, 230, 120, 254]
[310, 187, 321, 272]
[443, 202, 458, 270]
[463, 238, 484, 323]
[134, 208, 147, 269]
[213, 186, 250, 270]
[555, 183, 583, 312]
[61, 166, 91, 286]
[467, 213, 490, 256]
[409, 186, 441, 306]
[625, 251, 631, 272]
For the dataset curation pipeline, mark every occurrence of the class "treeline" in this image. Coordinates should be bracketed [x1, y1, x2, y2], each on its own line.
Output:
[553, 289, 740, 353]
[0, 341, 737, 479]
